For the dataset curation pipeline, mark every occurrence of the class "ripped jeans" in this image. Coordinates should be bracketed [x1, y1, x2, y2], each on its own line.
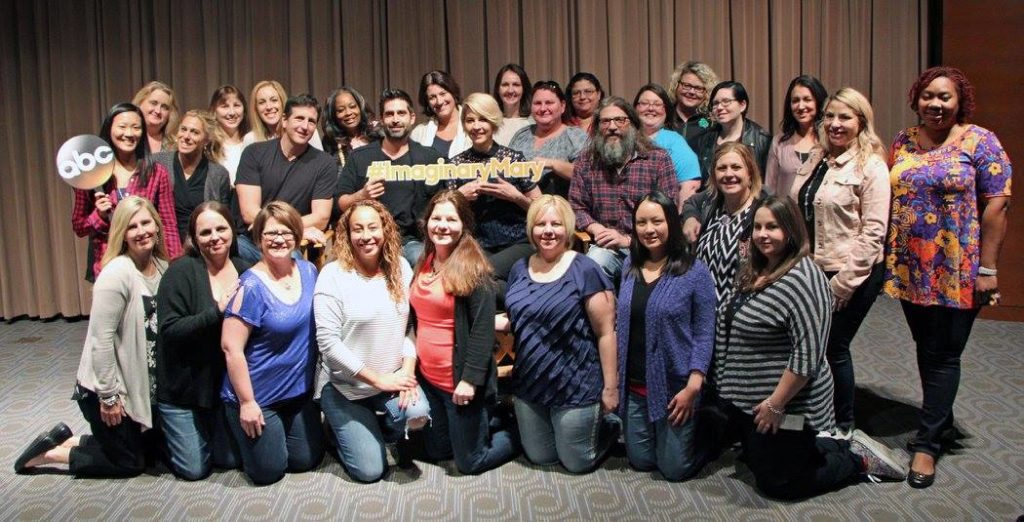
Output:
[319, 382, 430, 482]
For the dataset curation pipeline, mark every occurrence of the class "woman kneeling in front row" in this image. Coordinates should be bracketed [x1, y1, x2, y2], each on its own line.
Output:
[710, 195, 906, 499]
[314, 200, 430, 482]
[616, 191, 717, 480]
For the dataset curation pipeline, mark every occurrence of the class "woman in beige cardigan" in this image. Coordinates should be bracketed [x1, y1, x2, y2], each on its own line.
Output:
[15, 196, 170, 476]
[788, 88, 890, 437]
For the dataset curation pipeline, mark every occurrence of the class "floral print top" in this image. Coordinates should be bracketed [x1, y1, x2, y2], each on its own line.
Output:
[885, 125, 1012, 308]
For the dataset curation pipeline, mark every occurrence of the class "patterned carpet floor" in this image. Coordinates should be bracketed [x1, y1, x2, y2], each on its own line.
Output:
[1, 297, 1022, 521]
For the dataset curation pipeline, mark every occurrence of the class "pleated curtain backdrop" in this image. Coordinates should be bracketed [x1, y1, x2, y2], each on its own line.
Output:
[0, 0, 929, 319]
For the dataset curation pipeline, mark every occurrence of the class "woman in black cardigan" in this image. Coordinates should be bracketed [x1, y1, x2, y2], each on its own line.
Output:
[410, 190, 518, 475]
[156, 201, 250, 480]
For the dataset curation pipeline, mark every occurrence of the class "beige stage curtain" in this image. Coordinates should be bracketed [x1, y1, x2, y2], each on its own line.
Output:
[0, 0, 928, 319]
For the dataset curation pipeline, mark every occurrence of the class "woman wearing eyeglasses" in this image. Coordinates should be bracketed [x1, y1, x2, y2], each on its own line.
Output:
[668, 61, 719, 144]
[565, 72, 605, 133]
[691, 81, 772, 187]
[633, 84, 702, 204]
[220, 201, 324, 485]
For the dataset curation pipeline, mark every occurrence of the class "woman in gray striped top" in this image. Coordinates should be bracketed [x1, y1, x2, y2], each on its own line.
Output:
[711, 195, 906, 499]
[313, 200, 430, 482]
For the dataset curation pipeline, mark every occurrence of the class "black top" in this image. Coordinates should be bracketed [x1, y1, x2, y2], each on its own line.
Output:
[156, 255, 252, 409]
[338, 141, 443, 240]
[234, 139, 337, 233]
[431, 136, 452, 158]
[448, 144, 536, 248]
[691, 118, 773, 186]
[172, 155, 209, 241]
[627, 275, 660, 385]
[798, 159, 829, 248]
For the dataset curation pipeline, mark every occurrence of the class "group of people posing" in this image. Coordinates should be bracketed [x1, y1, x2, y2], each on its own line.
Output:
[16, 62, 1011, 499]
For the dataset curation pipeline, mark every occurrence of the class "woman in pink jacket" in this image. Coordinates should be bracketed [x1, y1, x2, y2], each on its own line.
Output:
[788, 87, 890, 438]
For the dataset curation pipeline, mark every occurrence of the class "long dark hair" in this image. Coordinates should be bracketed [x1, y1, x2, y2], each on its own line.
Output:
[779, 75, 828, 141]
[628, 191, 694, 279]
[415, 190, 493, 297]
[492, 64, 533, 118]
[184, 201, 239, 258]
[100, 102, 155, 187]
[418, 70, 463, 118]
[208, 84, 251, 136]
[736, 195, 809, 292]
[321, 86, 378, 158]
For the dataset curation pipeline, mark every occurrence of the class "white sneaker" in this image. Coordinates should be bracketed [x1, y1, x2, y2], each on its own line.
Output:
[835, 428, 853, 440]
[848, 430, 908, 481]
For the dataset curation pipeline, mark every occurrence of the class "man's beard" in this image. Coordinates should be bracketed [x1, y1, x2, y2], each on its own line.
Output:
[385, 124, 410, 140]
[596, 128, 636, 168]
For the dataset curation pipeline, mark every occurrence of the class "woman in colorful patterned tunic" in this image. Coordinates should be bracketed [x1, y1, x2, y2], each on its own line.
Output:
[886, 66, 1012, 489]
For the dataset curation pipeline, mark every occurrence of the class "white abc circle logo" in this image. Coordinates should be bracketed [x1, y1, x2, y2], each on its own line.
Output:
[56, 135, 115, 189]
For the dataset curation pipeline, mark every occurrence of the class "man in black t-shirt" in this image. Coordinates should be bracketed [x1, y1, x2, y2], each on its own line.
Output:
[235, 94, 337, 262]
[338, 89, 442, 266]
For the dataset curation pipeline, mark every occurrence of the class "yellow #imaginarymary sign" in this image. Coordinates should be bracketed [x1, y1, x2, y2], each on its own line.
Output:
[367, 158, 545, 186]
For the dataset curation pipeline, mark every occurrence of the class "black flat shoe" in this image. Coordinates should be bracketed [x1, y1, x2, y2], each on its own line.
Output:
[907, 469, 935, 489]
[14, 422, 73, 473]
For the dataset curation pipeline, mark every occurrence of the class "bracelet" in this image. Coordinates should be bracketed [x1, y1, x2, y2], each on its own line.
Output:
[765, 399, 784, 416]
[99, 395, 119, 407]
[978, 266, 998, 276]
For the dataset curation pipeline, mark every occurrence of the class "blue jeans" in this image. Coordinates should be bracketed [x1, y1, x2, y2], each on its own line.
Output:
[224, 398, 325, 485]
[585, 245, 628, 283]
[402, 239, 424, 269]
[514, 397, 617, 473]
[157, 402, 240, 481]
[624, 392, 700, 481]
[420, 379, 517, 475]
[319, 382, 430, 482]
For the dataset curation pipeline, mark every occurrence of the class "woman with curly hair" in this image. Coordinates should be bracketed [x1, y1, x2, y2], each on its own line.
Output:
[314, 199, 429, 482]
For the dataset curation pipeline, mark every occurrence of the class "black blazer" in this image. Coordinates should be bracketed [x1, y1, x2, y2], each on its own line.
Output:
[156, 255, 251, 409]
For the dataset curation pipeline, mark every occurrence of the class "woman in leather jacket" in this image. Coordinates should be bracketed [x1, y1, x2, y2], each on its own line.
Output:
[691, 81, 772, 187]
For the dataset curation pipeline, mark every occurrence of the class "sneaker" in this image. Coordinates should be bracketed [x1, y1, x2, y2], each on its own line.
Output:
[834, 428, 853, 441]
[849, 430, 908, 481]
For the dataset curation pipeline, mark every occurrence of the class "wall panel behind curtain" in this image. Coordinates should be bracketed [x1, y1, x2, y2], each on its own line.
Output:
[0, 0, 927, 319]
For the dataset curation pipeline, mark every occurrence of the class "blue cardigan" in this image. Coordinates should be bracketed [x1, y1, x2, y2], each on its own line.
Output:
[615, 257, 717, 423]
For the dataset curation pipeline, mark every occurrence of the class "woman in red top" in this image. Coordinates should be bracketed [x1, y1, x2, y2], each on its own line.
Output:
[410, 190, 518, 474]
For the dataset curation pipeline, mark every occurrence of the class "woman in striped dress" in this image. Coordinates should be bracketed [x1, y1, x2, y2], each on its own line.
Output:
[712, 195, 906, 499]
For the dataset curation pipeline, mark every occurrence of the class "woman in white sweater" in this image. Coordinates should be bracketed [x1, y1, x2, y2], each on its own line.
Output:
[314, 199, 430, 482]
[15, 197, 169, 476]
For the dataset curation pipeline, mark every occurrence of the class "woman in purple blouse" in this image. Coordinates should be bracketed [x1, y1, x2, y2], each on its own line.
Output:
[615, 191, 716, 481]
[885, 66, 1012, 489]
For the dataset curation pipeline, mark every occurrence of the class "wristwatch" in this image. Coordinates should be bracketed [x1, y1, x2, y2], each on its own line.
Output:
[100, 395, 119, 407]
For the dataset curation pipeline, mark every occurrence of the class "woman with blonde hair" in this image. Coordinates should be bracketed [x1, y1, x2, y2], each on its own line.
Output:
[133, 81, 179, 152]
[788, 88, 890, 437]
[314, 200, 429, 482]
[16, 197, 169, 476]
[152, 109, 232, 240]
[668, 61, 719, 143]
[244, 80, 323, 149]
[411, 190, 517, 475]
[502, 195, 619, 473]
[449, 92, 541, 296]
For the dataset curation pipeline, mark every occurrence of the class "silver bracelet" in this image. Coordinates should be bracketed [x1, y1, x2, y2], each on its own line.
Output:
[765, 399, 784, 416]
[978, 266, 997, 276]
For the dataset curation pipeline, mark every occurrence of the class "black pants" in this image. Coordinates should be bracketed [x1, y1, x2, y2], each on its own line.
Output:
[824, 262, 885, 431]
[723, 401, 862, 500]
[70, 392, 154, 477]
[900, 300, 980, 457]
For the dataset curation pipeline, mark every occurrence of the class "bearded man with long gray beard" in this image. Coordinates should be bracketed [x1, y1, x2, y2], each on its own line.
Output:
[569, 96, 679, 281]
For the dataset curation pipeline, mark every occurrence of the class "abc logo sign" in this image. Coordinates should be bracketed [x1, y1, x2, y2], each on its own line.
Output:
[56, 135, 114, 189]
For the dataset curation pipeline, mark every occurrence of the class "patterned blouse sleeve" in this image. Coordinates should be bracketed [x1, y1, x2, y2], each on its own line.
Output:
[973, 128, 1013, 198]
